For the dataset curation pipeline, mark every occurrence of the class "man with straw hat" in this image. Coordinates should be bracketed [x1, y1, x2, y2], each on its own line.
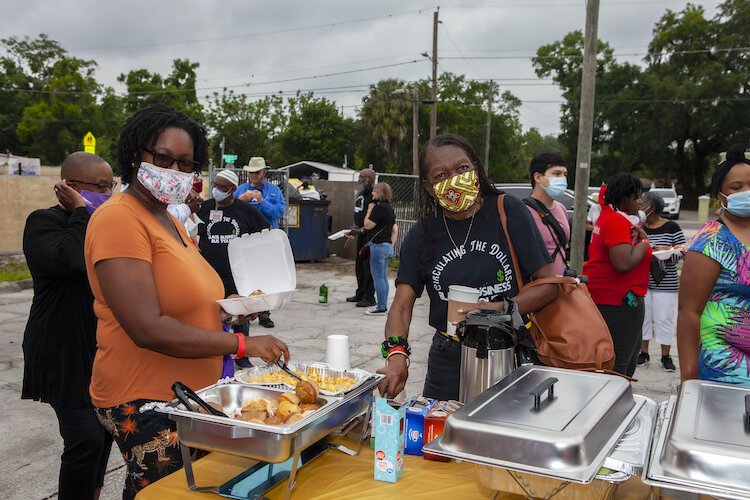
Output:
[235, 157, 285, 328]
[235, 156, 285, 230]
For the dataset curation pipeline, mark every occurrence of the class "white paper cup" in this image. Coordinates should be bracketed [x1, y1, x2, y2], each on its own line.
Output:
[326, 334, 351, 370]
[447, 285, 481, 337]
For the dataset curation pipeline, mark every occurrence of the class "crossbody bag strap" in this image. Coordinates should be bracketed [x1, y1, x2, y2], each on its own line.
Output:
[366, 226, 385, 244]
[497, 194, 525, 288]
[523, 197, 568, 262]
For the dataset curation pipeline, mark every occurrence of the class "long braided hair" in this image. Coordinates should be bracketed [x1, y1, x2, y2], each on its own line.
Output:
[117, 104, 209, 184]
[416, 134, 500, 272]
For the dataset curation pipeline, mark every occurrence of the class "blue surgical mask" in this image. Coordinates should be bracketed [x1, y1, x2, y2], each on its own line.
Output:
[722, 190, 750, 217]
[543, 177, 568, 199]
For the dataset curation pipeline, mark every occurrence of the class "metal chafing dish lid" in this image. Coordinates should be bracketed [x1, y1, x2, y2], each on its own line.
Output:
[423, 365, 644, 483]
[645, 380, 750, 499]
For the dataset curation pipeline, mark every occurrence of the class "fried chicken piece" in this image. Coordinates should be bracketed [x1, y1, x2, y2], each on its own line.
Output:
[285, 413, 305, 424]
[298, 403, 321, 413]
[264, 414, 285, 425]
[278, 400, 302, 418]
[295, 380, 319, 404]
[279, 392, 300, 405]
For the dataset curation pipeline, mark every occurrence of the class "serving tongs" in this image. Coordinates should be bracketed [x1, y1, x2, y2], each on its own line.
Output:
[276, 359, 304, 382]
[172, 381, 228, 418]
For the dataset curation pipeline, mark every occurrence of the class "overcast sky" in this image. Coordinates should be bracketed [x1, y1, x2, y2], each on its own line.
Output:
[3, 0, 723, 137]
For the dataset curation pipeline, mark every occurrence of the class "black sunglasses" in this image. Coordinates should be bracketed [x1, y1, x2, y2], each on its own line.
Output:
[143, 148, 200, 171]
[68, 179, 117, 192]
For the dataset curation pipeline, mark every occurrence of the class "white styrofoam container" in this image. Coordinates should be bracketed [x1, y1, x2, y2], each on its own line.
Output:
[216, 229, 296, 315]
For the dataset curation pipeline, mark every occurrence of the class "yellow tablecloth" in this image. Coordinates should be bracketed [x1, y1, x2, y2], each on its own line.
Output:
[136, 443, 653, 500]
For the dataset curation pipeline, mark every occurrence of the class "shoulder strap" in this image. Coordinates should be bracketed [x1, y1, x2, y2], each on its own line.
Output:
[497, 194, 525, 288]
[523, 197, 568, 254]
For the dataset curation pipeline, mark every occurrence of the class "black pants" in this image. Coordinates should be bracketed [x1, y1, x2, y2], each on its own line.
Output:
[355, 234, 375, 301]
[597, 300, 645, 377]
[51, 404, 114, 500]
[423, 333, 461, 401]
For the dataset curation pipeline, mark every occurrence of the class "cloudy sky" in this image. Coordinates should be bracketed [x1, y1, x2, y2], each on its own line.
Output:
[3, 0, 723, 136]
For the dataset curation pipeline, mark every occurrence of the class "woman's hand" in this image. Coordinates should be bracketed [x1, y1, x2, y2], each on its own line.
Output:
[456, 300, 506, 320]
[54, 180, 87, 212]
[247, 335, 290, 364]
[220, 294, 258, 324]
[377, 355, 408, 399]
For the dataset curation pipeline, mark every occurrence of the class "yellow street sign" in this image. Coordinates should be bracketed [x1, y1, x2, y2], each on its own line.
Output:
[83, 131, 96, 154]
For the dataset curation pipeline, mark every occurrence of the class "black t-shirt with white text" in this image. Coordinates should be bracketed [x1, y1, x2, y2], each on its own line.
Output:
[396, 193, 551, 332]
[367, 202, 396, 244]
[354, 184, 373, 227]
[198, 198, 270, 296]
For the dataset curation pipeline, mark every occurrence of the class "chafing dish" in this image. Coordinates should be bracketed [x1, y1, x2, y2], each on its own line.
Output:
[600, 395, 657, 476]
[644, 380, 750, 499]
[158, 374, 383, 499]
[423, 365, 645, 484]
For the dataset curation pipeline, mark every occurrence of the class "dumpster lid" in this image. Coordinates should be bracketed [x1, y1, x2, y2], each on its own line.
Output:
[227, 229, 296, 296]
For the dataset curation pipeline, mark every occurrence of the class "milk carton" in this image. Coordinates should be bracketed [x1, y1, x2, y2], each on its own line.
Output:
[404, 397, 436, 456]
[373, 397, 405, 483]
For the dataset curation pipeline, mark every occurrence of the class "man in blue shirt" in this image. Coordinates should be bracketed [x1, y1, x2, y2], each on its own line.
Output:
[235, 156, 285, 229]
[234, 156, 286, 328]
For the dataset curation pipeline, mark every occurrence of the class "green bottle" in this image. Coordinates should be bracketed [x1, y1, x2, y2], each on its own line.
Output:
[319, 283, 328, 304]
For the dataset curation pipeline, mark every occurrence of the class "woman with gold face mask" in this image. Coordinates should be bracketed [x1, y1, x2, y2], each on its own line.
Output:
[376, 134, 558, 401]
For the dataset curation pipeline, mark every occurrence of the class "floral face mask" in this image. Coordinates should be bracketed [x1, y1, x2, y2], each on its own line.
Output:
[136, 162, 194, 205]
[432, 169, 480, 212]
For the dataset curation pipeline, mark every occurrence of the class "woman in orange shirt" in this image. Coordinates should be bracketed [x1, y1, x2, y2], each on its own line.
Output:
[85, 105, 289, 499]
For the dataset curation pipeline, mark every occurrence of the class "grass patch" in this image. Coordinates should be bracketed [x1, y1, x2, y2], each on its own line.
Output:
[0, 261, 31, 282]
[389, 255, 399, 271]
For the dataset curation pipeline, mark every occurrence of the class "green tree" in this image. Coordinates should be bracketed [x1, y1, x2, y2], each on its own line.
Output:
[359, 79, 410, 170]
[276, 93, 356, 166]
[204, 90, 286, 167]
[118, 58, 203, 119]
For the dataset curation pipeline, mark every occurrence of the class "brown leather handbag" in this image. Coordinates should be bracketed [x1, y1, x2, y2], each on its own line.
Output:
[497, 195, 615, 371]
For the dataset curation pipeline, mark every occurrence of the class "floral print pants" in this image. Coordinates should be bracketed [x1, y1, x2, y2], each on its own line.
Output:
[95, 400, 182, 500]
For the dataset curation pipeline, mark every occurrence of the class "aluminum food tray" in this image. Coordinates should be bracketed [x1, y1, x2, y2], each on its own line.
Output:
[235, 361, 372, 396]
[160, 377, 382, 463]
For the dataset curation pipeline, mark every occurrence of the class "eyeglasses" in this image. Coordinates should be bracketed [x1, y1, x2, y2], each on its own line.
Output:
[142, 148, 200, 171]
[67, 179, 117, 192]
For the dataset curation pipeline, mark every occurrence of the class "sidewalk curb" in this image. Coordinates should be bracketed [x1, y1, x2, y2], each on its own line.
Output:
[0, 279, 32, 294]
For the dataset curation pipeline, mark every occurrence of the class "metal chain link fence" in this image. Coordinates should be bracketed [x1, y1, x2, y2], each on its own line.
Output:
[374, 172, 419, 254]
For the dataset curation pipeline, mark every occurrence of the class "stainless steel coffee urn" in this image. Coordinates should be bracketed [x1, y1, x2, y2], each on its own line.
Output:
[457, 309, 516, 403]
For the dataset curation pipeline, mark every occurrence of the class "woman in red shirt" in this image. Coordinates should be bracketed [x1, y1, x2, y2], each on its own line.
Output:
[583, 174, 652, 376]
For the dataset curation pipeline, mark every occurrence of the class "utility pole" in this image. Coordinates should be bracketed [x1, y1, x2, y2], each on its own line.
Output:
[570, 0, 601, 273]
[430, 8, 439, 139]
[412, 87, 420, 176]
[484, 80, 493, 170]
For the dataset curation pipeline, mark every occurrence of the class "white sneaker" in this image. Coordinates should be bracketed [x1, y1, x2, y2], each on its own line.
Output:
[365, 306, 387, 315]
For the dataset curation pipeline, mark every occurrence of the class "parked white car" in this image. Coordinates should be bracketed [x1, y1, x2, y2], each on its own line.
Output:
[649, 186, 683, 219]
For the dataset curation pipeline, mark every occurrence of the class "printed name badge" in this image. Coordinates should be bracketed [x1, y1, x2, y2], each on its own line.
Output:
[209, 210, 223, 222]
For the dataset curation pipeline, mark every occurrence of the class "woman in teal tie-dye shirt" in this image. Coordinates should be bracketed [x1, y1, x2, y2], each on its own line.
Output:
[678, 144, 750, 385]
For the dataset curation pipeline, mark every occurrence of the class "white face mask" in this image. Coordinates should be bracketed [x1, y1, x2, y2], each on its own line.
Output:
[136, 162, 194, 205]
[212, 187, 231, 202]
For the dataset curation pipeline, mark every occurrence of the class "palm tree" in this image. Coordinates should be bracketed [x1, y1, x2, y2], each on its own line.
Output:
[359, 79, 409, 167]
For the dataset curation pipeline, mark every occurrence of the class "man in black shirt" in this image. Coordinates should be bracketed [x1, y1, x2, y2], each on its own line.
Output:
[22, 151, 115, 500]
[198, 169, 269, 367]
[345, 168, 376, 307]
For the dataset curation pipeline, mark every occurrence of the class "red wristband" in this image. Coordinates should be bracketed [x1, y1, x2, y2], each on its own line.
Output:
[235, 333, 246, 358]
[387, 345, 407, 356]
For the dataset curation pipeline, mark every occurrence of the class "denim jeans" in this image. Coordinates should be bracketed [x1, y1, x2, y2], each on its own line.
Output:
[368, 242, 393, 310]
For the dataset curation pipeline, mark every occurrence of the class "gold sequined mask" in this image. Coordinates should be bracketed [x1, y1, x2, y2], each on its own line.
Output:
[432, 170, 480, 212]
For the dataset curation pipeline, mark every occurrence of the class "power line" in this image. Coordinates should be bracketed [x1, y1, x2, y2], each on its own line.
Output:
[442, 0, 714, 8]
[66, 8, 435, 51]
[441, 23, 482, 79]
[441, 46, 750, 60]
[0, 59, 424, 96]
